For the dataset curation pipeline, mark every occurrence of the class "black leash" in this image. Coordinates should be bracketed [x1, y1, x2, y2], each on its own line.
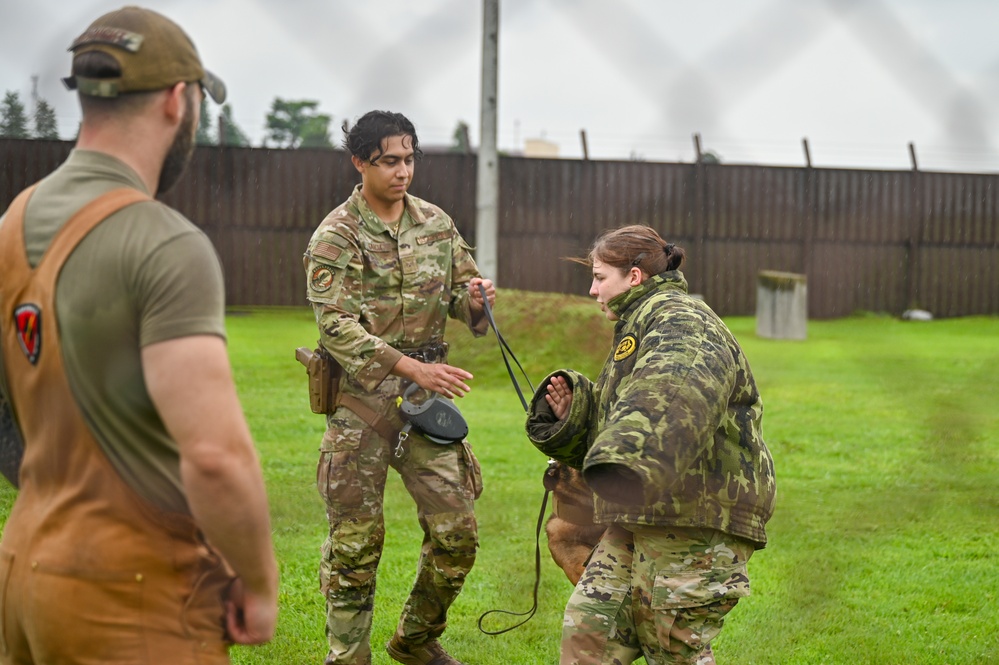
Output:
[474, 283, 551, 636]
[478, 487, 551, 635]
[476, 284, 533, 409]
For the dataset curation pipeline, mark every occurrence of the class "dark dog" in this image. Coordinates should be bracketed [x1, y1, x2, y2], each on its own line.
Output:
[543, 461, 607, 585]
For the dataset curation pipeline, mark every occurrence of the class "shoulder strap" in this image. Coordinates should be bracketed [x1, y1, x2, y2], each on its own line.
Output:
[0, 186, 38, 488]
[338, 393, 399, 443]
[0, 186, 151, 294]
[32, 188, 151, 287]
[0, 187, 152, 489]
[0, 185, 40, 280]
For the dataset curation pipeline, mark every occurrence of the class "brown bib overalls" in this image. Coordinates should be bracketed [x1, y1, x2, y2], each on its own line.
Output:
[0, 188, 234, 664]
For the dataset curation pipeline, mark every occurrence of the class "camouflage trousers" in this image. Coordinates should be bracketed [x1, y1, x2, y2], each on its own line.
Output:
[561, 523, 754, 665]
[317, 385, 482, 665]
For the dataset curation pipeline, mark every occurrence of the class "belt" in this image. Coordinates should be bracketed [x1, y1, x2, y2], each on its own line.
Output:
[400, 341, 449, 364]
[337, 341, 449, 445]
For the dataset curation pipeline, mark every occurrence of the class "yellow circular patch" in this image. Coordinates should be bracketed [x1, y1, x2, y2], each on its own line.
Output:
[614, 335, 637, 361]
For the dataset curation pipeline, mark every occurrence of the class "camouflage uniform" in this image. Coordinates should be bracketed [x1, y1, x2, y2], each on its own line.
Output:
[526, 270, 776, 664]
[304, 185, 486, 665]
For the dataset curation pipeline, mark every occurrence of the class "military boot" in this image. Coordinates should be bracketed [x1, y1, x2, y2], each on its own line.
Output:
[385, 635, 466, 665]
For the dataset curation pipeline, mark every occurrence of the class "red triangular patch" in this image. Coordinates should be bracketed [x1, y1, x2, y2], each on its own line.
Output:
[14, 304, 41, 365]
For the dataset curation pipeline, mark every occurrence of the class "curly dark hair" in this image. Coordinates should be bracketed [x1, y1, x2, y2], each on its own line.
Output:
[342, 110, 423, 164]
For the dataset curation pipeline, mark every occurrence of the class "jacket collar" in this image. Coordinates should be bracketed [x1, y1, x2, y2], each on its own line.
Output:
[606, 270, 689, 320]
[347, 184, 428, 235]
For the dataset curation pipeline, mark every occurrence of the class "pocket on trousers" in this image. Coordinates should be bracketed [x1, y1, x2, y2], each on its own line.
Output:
[30, 563, 144, 661]
[0, 549, 13, 655]
[651, 562, 750, 652]
[651, 562, 750, 610]
[180, 546, 231, 644]
[460, 441, 484, 500]
[317, 438, 363, 509]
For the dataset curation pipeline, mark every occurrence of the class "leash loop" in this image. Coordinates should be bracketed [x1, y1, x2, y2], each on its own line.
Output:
[475, 282, 551, 636]
[478, 489, 551, 635]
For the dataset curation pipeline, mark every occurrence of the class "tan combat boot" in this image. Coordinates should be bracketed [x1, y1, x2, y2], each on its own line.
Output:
[385, 635, 466, 665]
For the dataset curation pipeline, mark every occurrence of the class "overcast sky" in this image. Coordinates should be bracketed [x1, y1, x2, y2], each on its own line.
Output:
[4, 0, 999, 172]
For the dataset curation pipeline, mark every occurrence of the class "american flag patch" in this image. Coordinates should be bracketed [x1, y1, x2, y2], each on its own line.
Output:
[312, 241, 342, 261]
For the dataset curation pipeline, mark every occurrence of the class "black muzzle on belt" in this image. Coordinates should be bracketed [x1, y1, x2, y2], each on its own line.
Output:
[391, 340, 464, 456]
[395, 381, 468, 455]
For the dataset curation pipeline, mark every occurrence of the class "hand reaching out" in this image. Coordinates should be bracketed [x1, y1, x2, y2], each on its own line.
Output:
[545, 375, 573, 421]
[393, 354, 473, 399]
[416, 361, 473, 399]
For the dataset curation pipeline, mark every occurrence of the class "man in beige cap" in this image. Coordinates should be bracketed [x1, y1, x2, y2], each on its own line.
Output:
[0, 6, 278, 663]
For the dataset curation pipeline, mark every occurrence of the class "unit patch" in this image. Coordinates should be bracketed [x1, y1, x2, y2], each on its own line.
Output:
[310, 265, 335, 292]
[14, 304, 42, 365]
[613, 334, 637, 361]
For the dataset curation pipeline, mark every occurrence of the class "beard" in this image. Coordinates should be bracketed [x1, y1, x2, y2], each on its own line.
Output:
[156, 93, 196, 196]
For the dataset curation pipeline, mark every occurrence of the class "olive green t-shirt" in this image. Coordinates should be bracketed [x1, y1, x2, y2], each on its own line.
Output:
[0, 150, 226, 513]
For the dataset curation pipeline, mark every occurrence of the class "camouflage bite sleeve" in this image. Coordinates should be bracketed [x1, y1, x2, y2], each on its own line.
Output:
[525, 369, 594, 469]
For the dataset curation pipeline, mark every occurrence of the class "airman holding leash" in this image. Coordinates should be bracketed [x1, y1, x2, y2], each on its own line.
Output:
[302, 110, 495, 665]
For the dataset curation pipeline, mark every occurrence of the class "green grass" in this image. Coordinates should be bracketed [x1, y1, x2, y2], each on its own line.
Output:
[2, 295, 998, 664]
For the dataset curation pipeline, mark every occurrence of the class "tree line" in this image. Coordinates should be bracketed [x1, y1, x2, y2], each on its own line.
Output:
[0, 91, 58, 140]
[2, 86, 474, 153]
[195, 97, 339, 149]
[1, 86, 332, 149]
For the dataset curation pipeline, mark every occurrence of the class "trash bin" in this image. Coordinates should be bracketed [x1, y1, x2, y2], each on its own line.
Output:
[756, 270, 807, 340]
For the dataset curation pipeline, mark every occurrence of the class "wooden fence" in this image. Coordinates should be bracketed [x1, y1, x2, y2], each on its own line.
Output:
[3, 138, 997, 318]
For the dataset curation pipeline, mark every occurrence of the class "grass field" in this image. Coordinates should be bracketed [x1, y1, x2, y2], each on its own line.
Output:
[2, 292, 997, 664]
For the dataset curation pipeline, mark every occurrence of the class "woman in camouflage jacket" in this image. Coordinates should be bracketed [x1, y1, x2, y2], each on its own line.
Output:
[526, 225, 776, 665]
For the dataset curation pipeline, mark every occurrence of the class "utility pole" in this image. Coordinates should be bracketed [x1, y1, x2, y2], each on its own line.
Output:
[476, 0, 499, 282]
[218, 112, 226, 146]
[30, 75, 39, 118]
[460, 123, 472, 155]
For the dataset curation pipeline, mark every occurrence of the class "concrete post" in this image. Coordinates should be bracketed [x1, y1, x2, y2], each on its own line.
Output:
[756, 270, 807, 340]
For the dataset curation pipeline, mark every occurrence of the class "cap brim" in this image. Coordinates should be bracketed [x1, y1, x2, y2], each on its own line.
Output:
[201, 69, 226, 104]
